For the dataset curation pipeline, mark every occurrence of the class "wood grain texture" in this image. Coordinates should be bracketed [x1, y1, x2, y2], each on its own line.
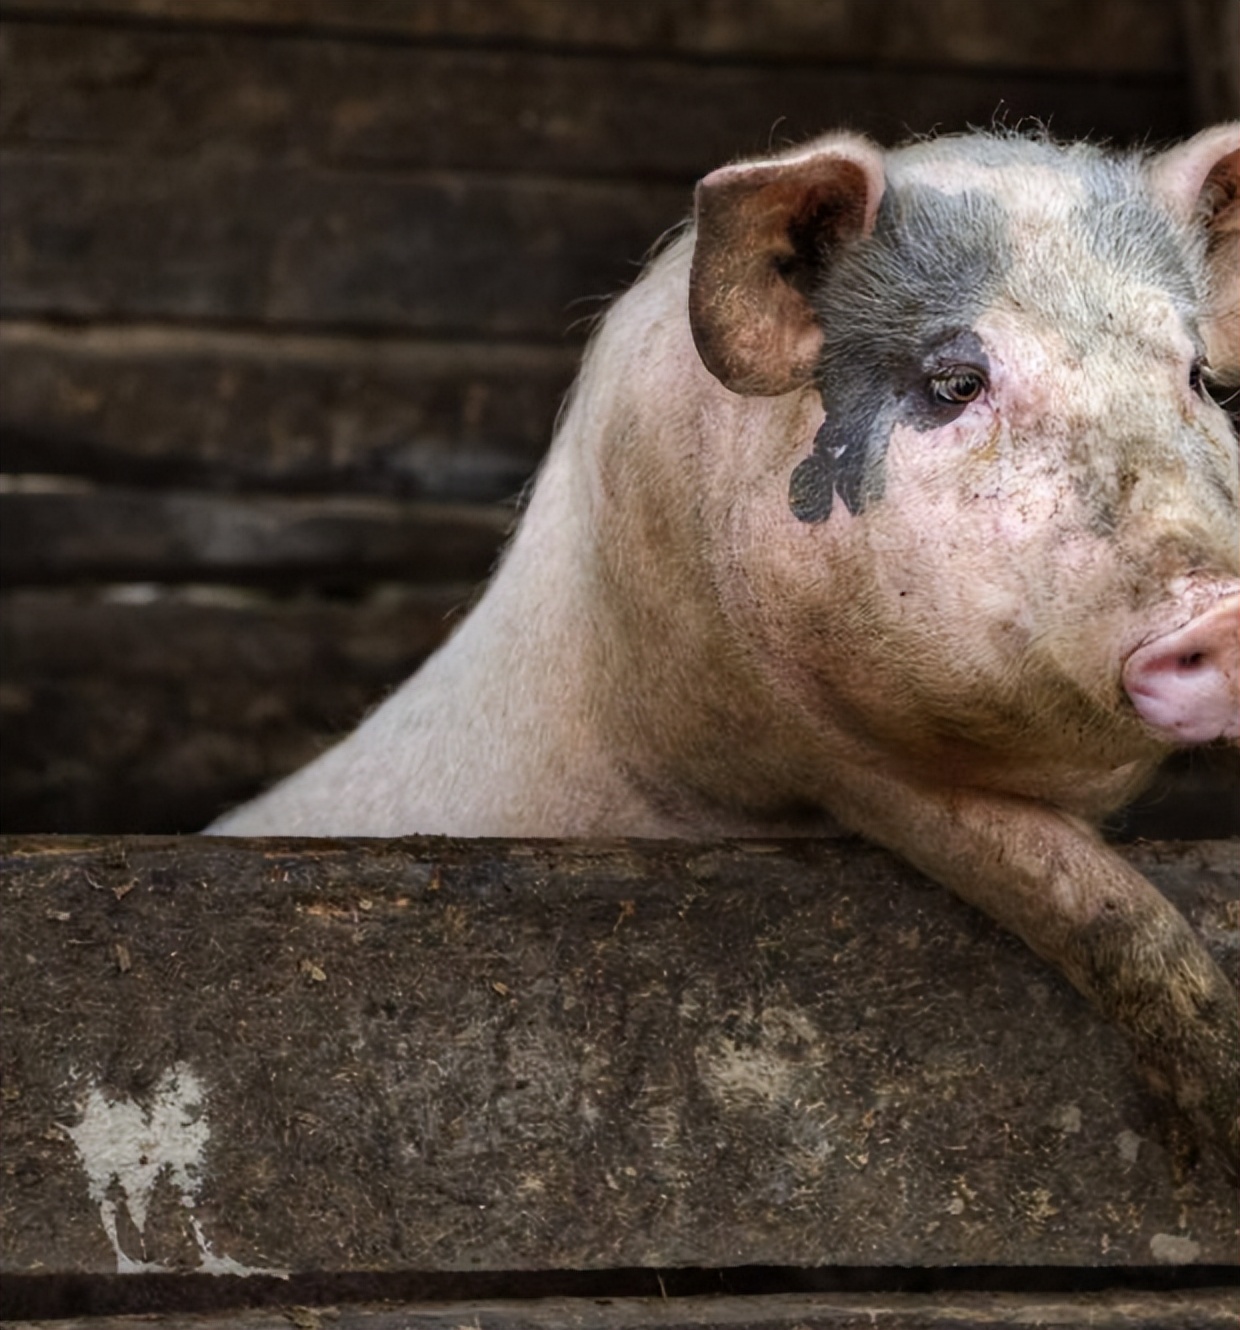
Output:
[0, 0, 1186, 73]
[0, 321, 574, 500]
[1181, 0, 1240, 122]
[0, 588, 465, 832]
[6, 1289, 1240, 1330]
[0, 22, 1189, 182]
[0, 486, 511, 584]
[0, 151, 687, 336]
[2, 835, 1238, 1276]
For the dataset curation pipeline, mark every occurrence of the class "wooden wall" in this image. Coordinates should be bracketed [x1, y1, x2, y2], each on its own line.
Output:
[2, 0, 1239, 833]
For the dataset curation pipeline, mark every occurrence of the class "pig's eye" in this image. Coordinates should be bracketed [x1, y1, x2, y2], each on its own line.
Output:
[1189, 359, 1206, 396]
[928, 368, 987, 406]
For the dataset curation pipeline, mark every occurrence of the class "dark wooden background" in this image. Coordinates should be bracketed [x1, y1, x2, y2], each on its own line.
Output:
[2, 0, 1239, 834]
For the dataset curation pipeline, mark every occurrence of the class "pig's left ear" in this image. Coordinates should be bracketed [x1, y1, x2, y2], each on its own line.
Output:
[689, 134, 886, 396]
[1149, 122, 1240, 383]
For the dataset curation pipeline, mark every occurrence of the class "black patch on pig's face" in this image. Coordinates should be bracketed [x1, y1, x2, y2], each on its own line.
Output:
[790, 329, 991, 520]
[787, 138, 1216, 524]
[790, 184, 1009, 522]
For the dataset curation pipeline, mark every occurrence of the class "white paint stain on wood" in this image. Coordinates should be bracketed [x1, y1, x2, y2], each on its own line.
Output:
[1150, 1231, 1202, 1263]
[64, 1062, 286, 1277]
[1115, 1128, 1143, 1163]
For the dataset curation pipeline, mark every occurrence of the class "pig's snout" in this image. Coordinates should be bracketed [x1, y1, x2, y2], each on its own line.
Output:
[1122, 594, 1240, 744]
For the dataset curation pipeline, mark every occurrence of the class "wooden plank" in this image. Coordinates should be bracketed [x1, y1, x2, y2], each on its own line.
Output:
[0, 588, 463, 833]
[3, 591, 1236, 839]
[1181, 0, 1240, 122]
[6, 1290, 1240, 1330]
[1, 836, 1238, 1277]
[0, 321, 574, 500]
[0, 485, 510, 584]
[1106, 748, 1240, 841]
[0, 0, 1186, 74]
[0, 151, 687, 336]
[0, 23, 1189, 183]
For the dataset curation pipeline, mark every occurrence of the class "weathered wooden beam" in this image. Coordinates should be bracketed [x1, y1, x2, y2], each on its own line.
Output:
[0, 487, 510, 585]
[0, 321, 572, 501]
[0, 0, 1186, 74]
[0, 22, 1188, 185]
[6, 1289, 1240, 1330]
[2, 836, 1237, 1279]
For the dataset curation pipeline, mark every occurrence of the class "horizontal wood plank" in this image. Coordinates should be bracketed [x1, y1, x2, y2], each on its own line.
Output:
[1105, 748, 1240, 841]
[1, 835, 1237, 1277]
[0, 151, 687, 336]
[6, 1289, 1240, 1330]
[0, 23, 1189, 184]
[1182, 0, 1240, 122]
[3, 590, 1237, 838]
[0, 321, 573, 500]
[0, 486, 511, 584]
[0, 588, 463, 832]
[0, 0, 1186, 74]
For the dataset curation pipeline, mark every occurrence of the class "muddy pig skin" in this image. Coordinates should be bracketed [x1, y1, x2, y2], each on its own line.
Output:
[211, 125, 1240, 1171]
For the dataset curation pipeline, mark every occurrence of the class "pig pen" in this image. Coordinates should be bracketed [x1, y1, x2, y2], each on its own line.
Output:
[2, 2, 1238, 1326]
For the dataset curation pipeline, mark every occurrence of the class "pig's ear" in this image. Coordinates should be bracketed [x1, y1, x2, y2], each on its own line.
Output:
[1149, 122, 1240, 383]
[689, 134, 885, 396]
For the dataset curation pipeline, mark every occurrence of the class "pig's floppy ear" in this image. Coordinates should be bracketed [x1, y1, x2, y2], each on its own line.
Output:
[689, 135, 886, 396]
[1150, 122, 1240, 383]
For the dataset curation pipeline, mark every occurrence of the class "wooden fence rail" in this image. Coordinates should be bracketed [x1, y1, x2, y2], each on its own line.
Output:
[3, 836, 1237, 1282]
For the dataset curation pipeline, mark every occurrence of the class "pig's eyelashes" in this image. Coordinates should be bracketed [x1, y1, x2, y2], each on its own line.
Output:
[927, 367, 988, 408]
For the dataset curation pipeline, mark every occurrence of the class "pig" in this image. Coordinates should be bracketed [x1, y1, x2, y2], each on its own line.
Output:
[211, 124, 1240, 1172]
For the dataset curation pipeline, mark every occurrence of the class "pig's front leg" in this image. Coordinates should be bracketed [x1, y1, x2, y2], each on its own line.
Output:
[831, 772, 1240, 1174]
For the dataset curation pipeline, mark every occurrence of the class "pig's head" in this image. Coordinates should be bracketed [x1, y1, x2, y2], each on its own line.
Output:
[688, 126, 1240, 811]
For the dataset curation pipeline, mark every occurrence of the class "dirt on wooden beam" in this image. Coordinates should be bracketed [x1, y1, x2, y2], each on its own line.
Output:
[2, 835, 1237, 1281]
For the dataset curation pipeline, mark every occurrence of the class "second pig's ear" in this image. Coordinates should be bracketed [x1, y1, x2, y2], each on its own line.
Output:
[689, 134, 886, 396]
[1149, 122, 1240, 384]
